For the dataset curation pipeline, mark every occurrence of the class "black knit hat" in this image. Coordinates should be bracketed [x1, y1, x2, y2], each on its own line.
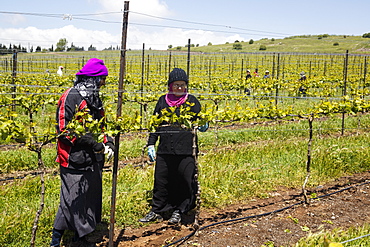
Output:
[168, 68, 188, 85]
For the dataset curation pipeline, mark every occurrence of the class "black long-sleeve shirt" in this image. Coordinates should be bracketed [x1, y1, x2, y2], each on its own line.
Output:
[147, 94, 201, 155]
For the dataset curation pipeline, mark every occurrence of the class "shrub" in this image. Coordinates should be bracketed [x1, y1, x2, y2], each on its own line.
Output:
[259, 45, 267, 50]
[318, 34, 329, 40]
[249, 39, 254, 44]
[333, 42, 339, 46]
[233, 43, 242, 50]
[363, 33, 370, 38]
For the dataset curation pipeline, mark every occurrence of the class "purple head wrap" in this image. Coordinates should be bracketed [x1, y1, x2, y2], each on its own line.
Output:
[76, 58, 108, 76]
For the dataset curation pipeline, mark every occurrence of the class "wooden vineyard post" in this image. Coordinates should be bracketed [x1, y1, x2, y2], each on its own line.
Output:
[168, 51, 172, 75]
[275, 53, 280, 106]
[362, 56, 367, 99]
[192, 126, 201, 230]
[241, 58, 244, 79]
[109, 2, 129, 246]
[302, 115, 314, 204]
[146, 54, 150, 81]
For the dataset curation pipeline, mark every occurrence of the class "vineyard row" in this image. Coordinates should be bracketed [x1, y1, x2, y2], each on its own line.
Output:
[0, 51, 368, 81]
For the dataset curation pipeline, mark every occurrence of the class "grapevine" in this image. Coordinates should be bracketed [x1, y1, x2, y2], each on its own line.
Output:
[0, 50, 369, 246]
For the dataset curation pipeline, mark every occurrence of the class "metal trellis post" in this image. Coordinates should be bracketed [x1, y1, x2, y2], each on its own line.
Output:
[187, 38, 191, 78]
[141, 43, 145, 126]
[12, 49, 17, 112]
[341, 50, 349, 135]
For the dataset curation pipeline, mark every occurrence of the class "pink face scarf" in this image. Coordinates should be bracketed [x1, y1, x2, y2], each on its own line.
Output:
[165, 82, 189, 107]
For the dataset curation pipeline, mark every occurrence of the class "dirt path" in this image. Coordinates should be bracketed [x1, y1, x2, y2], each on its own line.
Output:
[83, 171, 369, 247]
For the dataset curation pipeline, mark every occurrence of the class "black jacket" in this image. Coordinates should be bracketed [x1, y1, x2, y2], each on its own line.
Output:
[147, 94, 201, 155]
[56, 87, 112, 170]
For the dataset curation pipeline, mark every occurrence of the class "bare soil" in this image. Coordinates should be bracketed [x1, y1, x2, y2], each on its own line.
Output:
[79, 171, 369, 247]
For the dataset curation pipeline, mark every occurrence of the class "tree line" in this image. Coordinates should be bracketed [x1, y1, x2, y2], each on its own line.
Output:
[0, 43, 27, 55]
[0, 38, 121, 55]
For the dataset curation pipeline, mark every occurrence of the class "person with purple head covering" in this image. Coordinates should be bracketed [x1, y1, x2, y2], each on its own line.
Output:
[50, 58, 115, 246]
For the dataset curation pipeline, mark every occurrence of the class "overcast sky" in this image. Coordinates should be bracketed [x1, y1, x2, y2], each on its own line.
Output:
[0, 0, 369, 51]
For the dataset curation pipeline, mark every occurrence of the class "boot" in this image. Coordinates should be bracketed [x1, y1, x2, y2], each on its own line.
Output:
[50, 228, 64, 247]
[168, 210, 181, 225]
[139, 211, 163, 223]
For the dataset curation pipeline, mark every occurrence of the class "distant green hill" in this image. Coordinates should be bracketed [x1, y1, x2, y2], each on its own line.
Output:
[171, 35, 370, 54]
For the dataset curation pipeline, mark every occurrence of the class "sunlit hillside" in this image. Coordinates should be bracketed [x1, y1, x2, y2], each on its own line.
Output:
[170, 34, 370, 54]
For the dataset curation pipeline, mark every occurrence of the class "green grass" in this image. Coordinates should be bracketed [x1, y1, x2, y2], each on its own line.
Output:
[1, 114, 370, 246]
[296, 224, 370, 246]
[180, 35, 370, 54]
[199, 130, 370, 207]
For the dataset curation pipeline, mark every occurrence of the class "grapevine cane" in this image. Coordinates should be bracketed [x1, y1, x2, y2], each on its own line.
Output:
[192, 126, 201, 230]
[29, 137, 55, 247]
[29, 146, 46, 247]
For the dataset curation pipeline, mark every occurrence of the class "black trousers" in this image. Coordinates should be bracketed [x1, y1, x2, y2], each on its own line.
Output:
[53, 163, 103, 238]
[152, 154, 198, 214]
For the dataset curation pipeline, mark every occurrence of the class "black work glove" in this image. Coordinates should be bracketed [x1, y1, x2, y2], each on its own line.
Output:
[75, 133, 104, 152]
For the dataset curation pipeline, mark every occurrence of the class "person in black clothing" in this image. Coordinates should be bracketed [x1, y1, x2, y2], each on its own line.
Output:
[245, 69, 252, 80]
[298, 71, 307, 97]
[244, 69, 252, 95]
[50, 58, 115, 247]
[139, 68, 208, 225]
[299, 71, 307, 81]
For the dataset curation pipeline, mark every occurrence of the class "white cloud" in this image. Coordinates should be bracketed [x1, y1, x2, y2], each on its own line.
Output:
[98, 0, 170, 21]
[0, 25, 120, 51]
[0, 24, 247, 51]
[95, 0, 246, 50]
[0, 1, 247, 51]
[126, 27, 246, 50]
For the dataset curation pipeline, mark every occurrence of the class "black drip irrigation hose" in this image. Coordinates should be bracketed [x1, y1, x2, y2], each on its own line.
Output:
[0, 171, 53, 182]
[163, 180, 370, 247]
[2, 169, 368, 245]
